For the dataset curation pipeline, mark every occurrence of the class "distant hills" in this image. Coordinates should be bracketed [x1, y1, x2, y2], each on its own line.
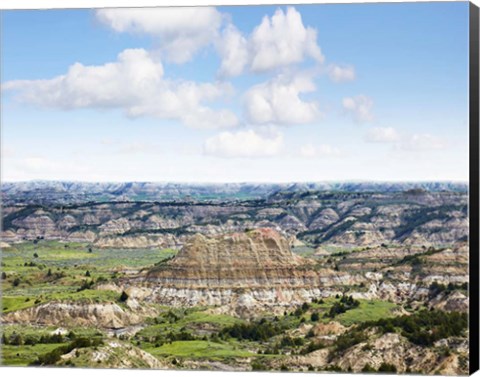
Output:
[1, 181, 468, 206]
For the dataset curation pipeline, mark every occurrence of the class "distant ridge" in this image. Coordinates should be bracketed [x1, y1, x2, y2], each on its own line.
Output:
[1, 180, 468, 206]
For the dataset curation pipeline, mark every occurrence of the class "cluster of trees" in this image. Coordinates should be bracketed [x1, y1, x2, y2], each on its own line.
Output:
[332, 328, 368, 354]
[331, 309, 468, 359]
[166, 330, 195, 342]
[299, 341, 327, 355]
[326, 295, 360, 318]
[77, 279, 95, 292]
[2, 331, 78, 346]
[46, 269, 66, 280]
[221, 319, 284, 341]
[279, 335, 304, 348]
[32, 337, 104, 366]
[359, 309, 468, 346]
[285, 302, 311, 318]
[428, 281, 468, 299]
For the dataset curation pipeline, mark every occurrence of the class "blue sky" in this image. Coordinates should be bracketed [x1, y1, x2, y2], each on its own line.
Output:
[1, 2, 470, 182]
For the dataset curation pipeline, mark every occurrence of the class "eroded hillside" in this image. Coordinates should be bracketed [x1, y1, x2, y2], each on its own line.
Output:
[0, 184, 470, 373]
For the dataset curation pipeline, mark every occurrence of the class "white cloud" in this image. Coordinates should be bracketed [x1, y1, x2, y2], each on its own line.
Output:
[400, 133, 446, 151]
[250, 7, 324, 72]
[299, 143, 341, 158]
[365, 127, 400, 143]
[204, 128, 283, 158]
[328, 64, 355, 83]
[342, 95, 374, 123]
[216, 7, 324, 77]
[244, 74, 319, 125]
[96, 7, 222, 64]
[3, 49, 238, 130]
[216, 24, 249, 78]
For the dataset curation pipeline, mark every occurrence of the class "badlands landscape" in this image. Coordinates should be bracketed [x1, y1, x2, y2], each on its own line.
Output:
[0, 181, 470, 373]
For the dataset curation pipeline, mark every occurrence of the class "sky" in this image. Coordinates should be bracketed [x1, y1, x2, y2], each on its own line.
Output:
[0, 2, 470, 183]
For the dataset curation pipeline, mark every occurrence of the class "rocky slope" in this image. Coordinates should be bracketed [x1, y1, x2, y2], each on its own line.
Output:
[1, 189, 468, 249]
[100, 229, 351, 316]
[2, 299, 157, 328]
[147, 228, 306, 286]
[58, 340, 168, 369]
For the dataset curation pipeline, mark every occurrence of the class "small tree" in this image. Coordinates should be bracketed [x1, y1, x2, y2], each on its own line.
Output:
[119, 291, 129, 302]
[10, 333, 24, 346]
[33, 253, 39, 258]
[47, 269, 52, 277]
[311, 312, 320, 322]
[85, 271, 91, 277]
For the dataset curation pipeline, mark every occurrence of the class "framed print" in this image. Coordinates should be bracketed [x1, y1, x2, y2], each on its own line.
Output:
[1, 1, 479, 375]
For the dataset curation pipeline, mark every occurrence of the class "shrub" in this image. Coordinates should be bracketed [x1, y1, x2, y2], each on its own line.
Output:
[119, 291, 129, 302]
[362, 363, 376, 372]
[378, 363, 397, 372]
[77, 279, 94, 292]
[251, 360, 268, 371]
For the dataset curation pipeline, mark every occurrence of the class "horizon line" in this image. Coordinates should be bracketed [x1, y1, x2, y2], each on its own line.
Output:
[1, 179, 469, 184]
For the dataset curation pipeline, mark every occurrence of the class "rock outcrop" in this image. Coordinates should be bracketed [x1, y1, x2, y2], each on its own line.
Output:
[136, 229, 351, 315]
[3, 300, 157, 328]
[147, 228, 309, 287]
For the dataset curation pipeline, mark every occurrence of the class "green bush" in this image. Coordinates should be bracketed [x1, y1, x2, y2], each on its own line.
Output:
[378, 363, 397, 372]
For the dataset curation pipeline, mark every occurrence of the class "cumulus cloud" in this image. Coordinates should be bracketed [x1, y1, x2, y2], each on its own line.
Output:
[244, 74, 319, 125]
[250, 7, 324, 72]
[3, 49, 238, 130]
[216, 7, 324, 77]
[328, 64, 355, 83]
[299, 143, 341, 158]
[203, 128, 283, 158]
[400, 133, 446, 151]
[342, 95, 374, 123]
[216, 24, 249, 78]
[96, 7, 222, 64]
[365, 127, 400, 143]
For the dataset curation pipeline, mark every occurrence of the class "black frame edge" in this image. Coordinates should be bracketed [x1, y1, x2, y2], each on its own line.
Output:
[470, 1, 480, 375]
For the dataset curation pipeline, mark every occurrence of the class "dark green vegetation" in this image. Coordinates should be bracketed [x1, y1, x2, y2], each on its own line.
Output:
[330, 309, 468, 358]
[32, 337, 104, 366]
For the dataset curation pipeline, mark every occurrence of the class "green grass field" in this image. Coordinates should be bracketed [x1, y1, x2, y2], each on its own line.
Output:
[143, 340, 253, 359]
[1, 343, 64, 366]
[1, 241, 177, 314]
[334, 299, 399, 326]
